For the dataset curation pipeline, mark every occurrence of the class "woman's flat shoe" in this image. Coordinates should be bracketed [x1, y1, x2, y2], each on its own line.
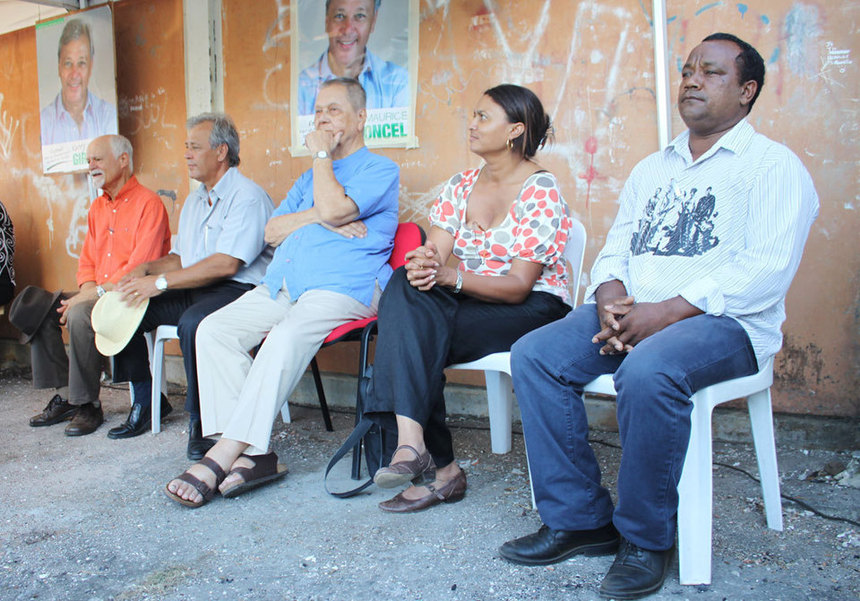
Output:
[373, 445, 435, 489]
[164, 457, 227, 508]
[221, 452, 289, 499]
[378, 470, 467, 513]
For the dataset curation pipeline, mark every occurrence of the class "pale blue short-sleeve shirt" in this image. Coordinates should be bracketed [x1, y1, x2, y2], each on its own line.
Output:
[261, 146, 399, 306]
[172, 167, 275, 285]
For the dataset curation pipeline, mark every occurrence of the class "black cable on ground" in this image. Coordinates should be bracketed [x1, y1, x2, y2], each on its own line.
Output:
[447, 421, 860, 529]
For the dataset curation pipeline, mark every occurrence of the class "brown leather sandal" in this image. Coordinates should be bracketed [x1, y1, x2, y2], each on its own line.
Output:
[221, 452, 289, 499]
[373, 444, 436, 489]
[164, 457, 227, 508]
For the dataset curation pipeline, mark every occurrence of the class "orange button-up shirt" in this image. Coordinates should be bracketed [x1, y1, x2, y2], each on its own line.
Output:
[77, 175, 171, 286]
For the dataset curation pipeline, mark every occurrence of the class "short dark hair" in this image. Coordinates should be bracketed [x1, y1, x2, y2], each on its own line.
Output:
[483, 84, 552, 159]
[58, 18, 93, 59]
[702, 32, 765, 111]
[325, 0, 381, 13]
[319, 77, 367, 112]
[187, 113, 241, 167]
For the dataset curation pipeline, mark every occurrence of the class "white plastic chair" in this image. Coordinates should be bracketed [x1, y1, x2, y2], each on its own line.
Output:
[144, 324, 290, 434]
[446, 219, 587, 454]
[581, 357, 783, 585]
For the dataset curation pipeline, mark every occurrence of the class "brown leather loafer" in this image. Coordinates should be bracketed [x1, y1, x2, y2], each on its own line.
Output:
[64, 403, 103, 436]
[373, 445, 436, 489]
[378, 469, 467, 513]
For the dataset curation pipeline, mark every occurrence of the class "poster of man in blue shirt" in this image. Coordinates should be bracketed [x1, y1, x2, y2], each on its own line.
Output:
[292, 0, 416, 153]
[37, 7, 118, 174]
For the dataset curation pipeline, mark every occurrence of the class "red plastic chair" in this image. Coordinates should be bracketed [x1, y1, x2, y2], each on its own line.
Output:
[308, 221, 424, 470]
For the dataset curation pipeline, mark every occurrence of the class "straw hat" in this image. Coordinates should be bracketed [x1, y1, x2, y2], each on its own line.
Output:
[91, 291, 149, 356]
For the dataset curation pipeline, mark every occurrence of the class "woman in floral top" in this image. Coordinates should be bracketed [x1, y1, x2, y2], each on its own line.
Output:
[364, 84, 574, 513]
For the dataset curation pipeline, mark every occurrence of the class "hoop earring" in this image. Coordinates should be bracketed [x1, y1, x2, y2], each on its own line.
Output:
[506, 138, 513, 152]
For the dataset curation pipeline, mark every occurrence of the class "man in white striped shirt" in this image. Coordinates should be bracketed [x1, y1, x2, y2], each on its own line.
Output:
[500, 33, 818, 600]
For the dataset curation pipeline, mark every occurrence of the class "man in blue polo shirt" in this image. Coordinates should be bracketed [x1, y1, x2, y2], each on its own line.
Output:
[164, 78, 399, 507]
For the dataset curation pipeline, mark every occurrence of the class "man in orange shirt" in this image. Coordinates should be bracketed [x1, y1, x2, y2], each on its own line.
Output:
[9, 134, 170, 436]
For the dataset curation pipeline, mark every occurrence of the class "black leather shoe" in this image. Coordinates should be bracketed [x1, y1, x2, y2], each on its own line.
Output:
[499, 523, 620, 565]
[107, 396, 172, 439]
[187, 418, 216, 460]
[64, 403, 104, 436]
[29, 394, 76, 427]
[599, 539, 674, 600]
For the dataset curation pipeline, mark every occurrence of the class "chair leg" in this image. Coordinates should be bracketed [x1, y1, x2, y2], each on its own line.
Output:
[485, 370, 513, 454]
[351, 324, 376, 480]
[150, 333, 164, 435]
[310, 357, 334, 432]
[677, 394, 715, 586]
[747, 390, 783, 531]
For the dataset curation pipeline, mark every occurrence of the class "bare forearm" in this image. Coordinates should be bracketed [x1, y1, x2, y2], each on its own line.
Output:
[140, 254, 183, 276]
[265, 209, 320, 246]
[159, 254, 241, 290]
[312, 159, 359, 226]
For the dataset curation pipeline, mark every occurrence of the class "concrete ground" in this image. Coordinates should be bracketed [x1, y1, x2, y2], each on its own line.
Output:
[1, 373, 858, 601]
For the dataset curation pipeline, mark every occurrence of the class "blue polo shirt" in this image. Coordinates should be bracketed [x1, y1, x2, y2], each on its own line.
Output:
[261, 146, 399, 306]
[172, 167, 274, 285]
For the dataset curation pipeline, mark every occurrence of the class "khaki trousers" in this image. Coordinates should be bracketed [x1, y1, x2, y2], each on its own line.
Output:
[196, 284, 379, 455]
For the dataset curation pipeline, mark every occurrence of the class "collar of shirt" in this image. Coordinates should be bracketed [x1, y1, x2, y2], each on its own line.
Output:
[101, 175, 140, 203]
[314, 49, 374, 82]
[666, 118, 755, 166]
[51, 89, 97, 123]
[193, 166, 239, 209]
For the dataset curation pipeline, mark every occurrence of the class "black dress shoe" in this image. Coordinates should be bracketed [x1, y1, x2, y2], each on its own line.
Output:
[499, 523, 620, 566]
[599, 539, 673, 600]
[187, 417, 216, 460]
[64, 403, 104, 436]
[107, 396, 172, 439]
[29, 394, 76, 427]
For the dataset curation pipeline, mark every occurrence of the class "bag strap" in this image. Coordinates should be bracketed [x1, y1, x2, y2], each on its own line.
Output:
[324, 417, 375, 498]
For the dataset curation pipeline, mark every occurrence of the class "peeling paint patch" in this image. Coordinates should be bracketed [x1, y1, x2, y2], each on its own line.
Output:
[784, 4, 820, 76]
[776, 336, 824, 389]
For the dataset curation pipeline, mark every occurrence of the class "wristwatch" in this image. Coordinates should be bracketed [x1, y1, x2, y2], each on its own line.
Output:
[452, 271, 463, 294]
[96, 285, 106, 297]
[314, 150, 330, 160]
[154, 275, 168, 291]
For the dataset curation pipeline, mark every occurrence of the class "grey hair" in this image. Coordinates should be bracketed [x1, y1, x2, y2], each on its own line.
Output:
[325, 0, 381, 13]
[108, 135, 134, 173]
[319, 78, 367, 112]
[186, 112, 240, 167]
[58, 18, 93, 59]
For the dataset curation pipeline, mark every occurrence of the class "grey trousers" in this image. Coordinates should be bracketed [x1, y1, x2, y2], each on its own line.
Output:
[29, 297, 102, 406]
[27, 294, 149, 406]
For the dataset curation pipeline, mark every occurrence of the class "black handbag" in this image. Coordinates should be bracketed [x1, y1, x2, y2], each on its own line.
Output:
[324, 366, 397, 498]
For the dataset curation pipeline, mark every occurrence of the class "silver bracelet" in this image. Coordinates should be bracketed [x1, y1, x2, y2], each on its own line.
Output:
[452, 271, 463, 293]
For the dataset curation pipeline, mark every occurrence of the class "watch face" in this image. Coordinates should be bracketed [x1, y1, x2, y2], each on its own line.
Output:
[316, 151, 328, 159]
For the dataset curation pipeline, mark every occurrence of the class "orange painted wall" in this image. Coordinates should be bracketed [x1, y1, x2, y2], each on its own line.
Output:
[0, 0, 856, 418]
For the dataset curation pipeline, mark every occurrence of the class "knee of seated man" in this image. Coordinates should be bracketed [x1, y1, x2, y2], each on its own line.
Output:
[65, 300, 93, 330]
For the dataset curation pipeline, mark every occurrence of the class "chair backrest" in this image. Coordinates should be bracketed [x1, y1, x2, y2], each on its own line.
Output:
[389, 222, 424, 270]
[564, 218, 587, 308]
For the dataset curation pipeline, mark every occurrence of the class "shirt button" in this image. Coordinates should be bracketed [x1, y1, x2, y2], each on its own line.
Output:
[107, 253, 111, 257]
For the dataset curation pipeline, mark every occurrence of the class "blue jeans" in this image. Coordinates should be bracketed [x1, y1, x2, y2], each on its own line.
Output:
[511, 303, 757, 551]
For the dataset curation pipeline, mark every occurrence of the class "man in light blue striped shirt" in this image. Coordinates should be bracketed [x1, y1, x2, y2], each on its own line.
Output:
[501, 33, 818, 600]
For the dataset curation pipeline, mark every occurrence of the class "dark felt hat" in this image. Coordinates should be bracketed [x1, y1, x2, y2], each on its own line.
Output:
[8, 286, 64, 344]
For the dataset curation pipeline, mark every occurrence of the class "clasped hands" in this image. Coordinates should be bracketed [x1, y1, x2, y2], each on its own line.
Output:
[404, 240, 457, 291]
[593, 296, 675, 356]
